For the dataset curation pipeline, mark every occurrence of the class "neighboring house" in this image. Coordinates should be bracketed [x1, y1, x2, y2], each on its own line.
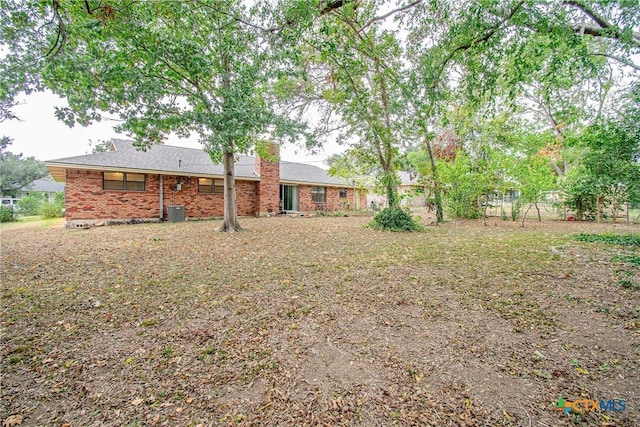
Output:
[367, 171, 426, 209]
[398, 171, 426, 207]
[45, 139, 366, 223]
[18, 179, 66, 203]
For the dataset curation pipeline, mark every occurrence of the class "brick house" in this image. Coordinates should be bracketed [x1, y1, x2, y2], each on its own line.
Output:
[46, 139, 365, 223]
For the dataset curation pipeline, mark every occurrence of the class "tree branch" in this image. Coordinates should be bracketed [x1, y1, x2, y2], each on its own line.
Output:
[572, 23, 640, 46]
[562, 0, 640, 46]
[591, 53, 640, 72]
[360, 0, 422, 32]
[562, 0, 611, 29]
[45, 0, 67, 58]
[433, 1, 525, 88]
[320, 0, 356, 17]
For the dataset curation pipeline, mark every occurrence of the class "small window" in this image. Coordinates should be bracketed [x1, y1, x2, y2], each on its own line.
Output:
[104, 172, 124, 190]
[103, 172, 146, 191]
[311, 186, 326, 203]
[126, 173, 145, 191]
[339, 188, 347, 198]
[199, 178, 224, 194]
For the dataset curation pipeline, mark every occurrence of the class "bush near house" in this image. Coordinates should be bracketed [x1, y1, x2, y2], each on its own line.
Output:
[370, 207, 423, 231]
[40, 203, 64, 219]
[0, 205, 14, 222]
[16, 193, 44, 216]
[40, 192, 65, 219]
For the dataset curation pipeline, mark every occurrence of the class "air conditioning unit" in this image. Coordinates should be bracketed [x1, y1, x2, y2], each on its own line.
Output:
[167, 205, 185, 222]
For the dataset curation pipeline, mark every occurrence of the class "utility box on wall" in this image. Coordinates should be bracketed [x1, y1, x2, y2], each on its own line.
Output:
[167, 205, 185, 222]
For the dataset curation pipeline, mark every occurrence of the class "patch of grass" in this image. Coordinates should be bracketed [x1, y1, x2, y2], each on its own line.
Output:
[573, 232, 640, 247]
[612, 255, 640, 267]
[619, 279, 639, 290]
[0, 216, 64, 229]
[140, 318, 159, 327]
[15, 215, 43, 222]
[9, 355, 25, 364]
[314, 210, 350, 217]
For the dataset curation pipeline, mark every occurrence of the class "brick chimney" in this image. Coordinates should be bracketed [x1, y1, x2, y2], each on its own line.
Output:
[254, 143, 280, 216]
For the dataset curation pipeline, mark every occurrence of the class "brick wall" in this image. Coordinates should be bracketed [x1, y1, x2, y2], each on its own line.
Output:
[297, 185, 366, 213]
[65, 169, 258, 221]
[64, 163, 365, 221]
[255, 145, 280, 216]
[65, 169, 161, 220]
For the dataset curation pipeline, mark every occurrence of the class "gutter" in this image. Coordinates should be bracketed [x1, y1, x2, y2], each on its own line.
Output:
[278, 179, 351, 188]
[159, 175, 164, 220]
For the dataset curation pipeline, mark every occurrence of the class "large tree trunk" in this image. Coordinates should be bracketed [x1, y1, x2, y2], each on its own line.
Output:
[219, 148, 242, 233]
[611, 187, 620, 222]
[384, 169, 397, 209]
[521, 203, 533, 227]
[424, 135, 444, 223]
[576, 202, 584, 221]
[483, 193, 489, 226]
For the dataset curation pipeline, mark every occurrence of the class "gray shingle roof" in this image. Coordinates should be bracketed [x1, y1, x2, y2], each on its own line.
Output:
[280, 161, 347, 186]
[20, 179, 65, 192]
[47, 139, 259, 179]
[47, 139, 348, 186]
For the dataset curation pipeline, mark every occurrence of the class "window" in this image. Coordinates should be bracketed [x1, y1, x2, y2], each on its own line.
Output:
[311, 186, 326, 203]
[339, 188, 348, 198]
[198, 178, 224, 194]
[103, 172, 145, 191]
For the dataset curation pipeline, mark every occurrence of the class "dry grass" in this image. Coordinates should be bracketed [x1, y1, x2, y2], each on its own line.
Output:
[1, 216, 639, 426]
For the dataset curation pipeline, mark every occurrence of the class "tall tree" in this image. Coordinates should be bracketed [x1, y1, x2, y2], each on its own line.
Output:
[325, 148, 377, 183]
[1, 0, 311, 232]
[405, 1, 639, 132]
[0, 139, 49, 197]
[405, 128, 460, 224]
[517, 154, 557, 225]
[566, 111, 640, 222]
[301, 2, 412, 208]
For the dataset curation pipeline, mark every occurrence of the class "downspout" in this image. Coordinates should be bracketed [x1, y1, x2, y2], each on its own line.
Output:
[159, 175, 164, 220]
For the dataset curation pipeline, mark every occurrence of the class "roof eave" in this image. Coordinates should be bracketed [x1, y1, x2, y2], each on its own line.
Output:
[279, 179, 348, 187]
[45, 162, 261, 182]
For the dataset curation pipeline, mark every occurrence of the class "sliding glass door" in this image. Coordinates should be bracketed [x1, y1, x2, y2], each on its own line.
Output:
[280, 185, 299, 212]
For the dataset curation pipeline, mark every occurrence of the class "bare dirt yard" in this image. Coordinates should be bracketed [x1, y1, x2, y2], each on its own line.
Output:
[1, 215, 639, 426]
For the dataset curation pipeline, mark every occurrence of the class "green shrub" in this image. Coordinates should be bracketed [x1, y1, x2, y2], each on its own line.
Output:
[511, 202, 521, 221]
[40, 202, 64, 219]
[369, 208, 423, 231]
[611, 255, 640, 267]
[0, 205, 15, 222]
[53, 192, 65, 205]
[16, 194, 43, 216]
[573, 233, 640, 247]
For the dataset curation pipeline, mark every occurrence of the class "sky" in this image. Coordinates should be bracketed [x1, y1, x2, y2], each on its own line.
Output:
[1, 91, 343, 168]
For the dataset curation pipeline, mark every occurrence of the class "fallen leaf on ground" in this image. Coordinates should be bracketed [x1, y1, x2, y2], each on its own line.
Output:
[3, 415, 23, 427]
